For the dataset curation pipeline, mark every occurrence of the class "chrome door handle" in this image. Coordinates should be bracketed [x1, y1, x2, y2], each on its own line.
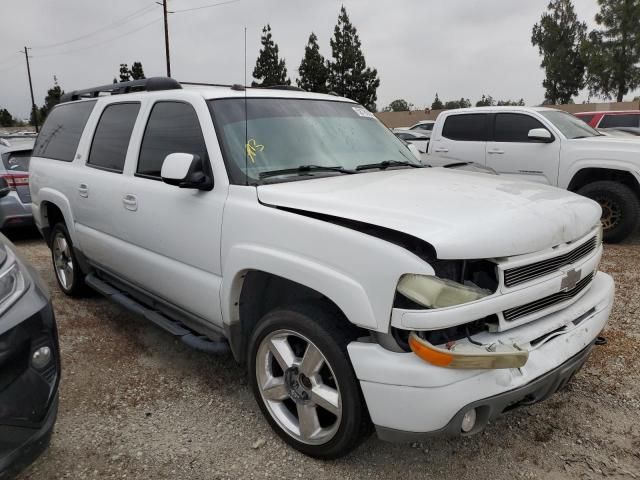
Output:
[122, 194, 138, 211]
[488, 149, 505, 154]
[433, 147, 449, 153]
[78, 184, 88, 198]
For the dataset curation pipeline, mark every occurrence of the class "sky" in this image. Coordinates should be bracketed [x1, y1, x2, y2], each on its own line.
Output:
[0, 0, 635, 119]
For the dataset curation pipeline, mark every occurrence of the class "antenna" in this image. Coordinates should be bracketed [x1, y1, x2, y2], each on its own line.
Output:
[244, 26, 248, 186]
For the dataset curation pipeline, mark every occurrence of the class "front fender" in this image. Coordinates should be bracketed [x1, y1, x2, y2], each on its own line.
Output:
[560, 159, 640, 190]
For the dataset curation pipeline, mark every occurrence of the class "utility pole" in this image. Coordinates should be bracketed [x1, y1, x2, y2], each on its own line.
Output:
[162, 0, 171, 77]
[22, 46, 38, 133]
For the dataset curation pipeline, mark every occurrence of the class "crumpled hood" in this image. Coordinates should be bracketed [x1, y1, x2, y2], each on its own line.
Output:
[257, 168, 601, 259]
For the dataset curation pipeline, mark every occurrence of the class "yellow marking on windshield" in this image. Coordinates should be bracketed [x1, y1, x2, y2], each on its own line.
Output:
[246, 139, 264, 163]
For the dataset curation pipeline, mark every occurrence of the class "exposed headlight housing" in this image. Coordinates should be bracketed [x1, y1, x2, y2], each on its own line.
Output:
[397, 274, 490, 309]
[0, 246, 27, 316]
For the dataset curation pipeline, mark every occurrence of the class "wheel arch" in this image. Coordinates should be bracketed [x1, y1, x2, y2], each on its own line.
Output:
[567, 167, 640, 198]
[38, 194, 76, 246]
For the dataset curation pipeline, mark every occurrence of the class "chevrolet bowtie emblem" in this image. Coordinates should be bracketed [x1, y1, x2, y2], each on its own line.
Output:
[560, 268, 581, 292]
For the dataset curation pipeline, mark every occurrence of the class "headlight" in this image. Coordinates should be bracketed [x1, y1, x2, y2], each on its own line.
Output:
[0, 248, 27, 316]
[397, 274, 490, 309]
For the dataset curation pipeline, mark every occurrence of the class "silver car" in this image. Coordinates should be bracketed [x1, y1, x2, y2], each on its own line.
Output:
[0, 137, 35, 229]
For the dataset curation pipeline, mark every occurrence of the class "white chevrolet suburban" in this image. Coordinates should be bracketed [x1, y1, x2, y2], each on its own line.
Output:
[29, 78, 614, 458]
[427, 106, 640, 243]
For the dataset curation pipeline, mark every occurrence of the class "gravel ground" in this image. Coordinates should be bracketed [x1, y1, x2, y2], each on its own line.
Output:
[7, 228, 640, 480]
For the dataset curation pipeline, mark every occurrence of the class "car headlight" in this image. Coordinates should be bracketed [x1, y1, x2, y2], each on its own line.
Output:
[0, 247, 27, 316]
[397, 274, 490, 309]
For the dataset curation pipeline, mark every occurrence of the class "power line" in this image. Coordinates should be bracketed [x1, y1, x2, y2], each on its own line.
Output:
[32, 17, 162, 59]
[31, 3, 157, 50]
[173, 0, 240, 14]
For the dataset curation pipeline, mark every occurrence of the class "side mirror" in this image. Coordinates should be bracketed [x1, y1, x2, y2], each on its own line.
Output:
[528, 128, 553, 143]
[0, 178, 10, 199]
[161, 153, 213, 190]
[407, 143, 422, 160]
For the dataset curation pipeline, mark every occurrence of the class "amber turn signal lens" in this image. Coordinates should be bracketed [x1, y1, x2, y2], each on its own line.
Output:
[408, 333, 528, 369]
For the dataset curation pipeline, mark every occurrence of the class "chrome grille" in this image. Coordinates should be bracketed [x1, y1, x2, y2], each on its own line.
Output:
[503, 272, 594, 322]
[504, 236, 597, 288]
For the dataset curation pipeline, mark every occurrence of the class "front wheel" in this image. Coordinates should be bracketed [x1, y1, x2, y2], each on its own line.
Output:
[247, 304, 370, 459]
[578, 181, 640, 243]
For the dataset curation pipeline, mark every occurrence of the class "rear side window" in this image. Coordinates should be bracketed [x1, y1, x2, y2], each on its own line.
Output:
[494, 113, 547, 142]
[137, 102, 208, 178]
[1, 150, 31, 172]
[415, 123, 434, 131]
[599, 114, 640, 128]
[33, 100, 96, 161]
[87, 103, 140, 172]
[442, 114, 489, 141]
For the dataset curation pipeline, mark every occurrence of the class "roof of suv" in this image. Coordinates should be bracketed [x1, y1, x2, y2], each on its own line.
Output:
[440, 106, 560, 115]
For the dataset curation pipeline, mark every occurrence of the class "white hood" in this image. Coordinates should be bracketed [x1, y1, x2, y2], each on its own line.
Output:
[257, 169, 601, 259]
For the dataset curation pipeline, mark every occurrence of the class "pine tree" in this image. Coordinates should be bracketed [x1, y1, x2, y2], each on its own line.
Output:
[252, 25, 290, 87]
[583, 0, 640, 101]
[32, 76, 64, 124]
[431, 93, 444, 110]
[297, 33, 328, 92]
[119, 63, 131, 82]
[327, 6, 380, 111]
[130, 61, 146, 80]
[475, 94, 495, 107]
[532, 0, 587, 104]
[0, 108, 14, 127]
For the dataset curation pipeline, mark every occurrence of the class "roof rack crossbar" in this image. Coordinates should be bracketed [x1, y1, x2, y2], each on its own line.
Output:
[60, 77, 182, 103]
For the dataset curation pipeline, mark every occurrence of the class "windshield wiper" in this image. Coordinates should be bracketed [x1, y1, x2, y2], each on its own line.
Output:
[355, 160, 423, 171]
[259, 165, 355, 180]
[442, 161, 473, 168]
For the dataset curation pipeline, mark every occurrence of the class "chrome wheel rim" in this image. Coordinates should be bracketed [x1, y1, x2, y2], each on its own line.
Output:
[52, 231, 74, 290]
[256, 329, 342, 445]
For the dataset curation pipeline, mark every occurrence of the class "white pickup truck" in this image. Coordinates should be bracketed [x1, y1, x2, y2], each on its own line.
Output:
[427, 106, 640, 242]
[29, 79, 613, 458]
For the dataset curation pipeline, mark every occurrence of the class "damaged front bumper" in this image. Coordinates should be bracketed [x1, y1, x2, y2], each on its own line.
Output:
[347, 271, 614, 441]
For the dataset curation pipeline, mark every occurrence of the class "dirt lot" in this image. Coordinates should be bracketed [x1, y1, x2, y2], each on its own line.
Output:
[8, 229, 640, 480]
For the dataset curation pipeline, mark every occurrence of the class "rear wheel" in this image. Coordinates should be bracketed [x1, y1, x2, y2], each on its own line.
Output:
[247, 304, 370, 458]
[50, 223, 87, 296]
[578, 181, 640, 243]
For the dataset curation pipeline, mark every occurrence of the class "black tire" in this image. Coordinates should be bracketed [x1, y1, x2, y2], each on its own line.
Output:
[49, 222, 87, 296]
[247, 303, 371, 459]
[578, 181, 640, 243]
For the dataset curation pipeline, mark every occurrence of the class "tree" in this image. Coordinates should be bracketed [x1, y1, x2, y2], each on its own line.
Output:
[496, 98, 526, 106]
[327, 6, 380, 111]
[476, 94, 495, 107]
[119, 63, 131, 82]
[383, 99, 411, 112]
[431, 93, 444, 110]
[252, 24, 290, 87]
[444, 98, 471, 109]
[297, 33, 329, 93]
[30, 76, 64, 125]
[0, 108, 14, 127]
[532, 0, 587, 104]
[583, 0, 640, 102]
[130, 61, 146, 80]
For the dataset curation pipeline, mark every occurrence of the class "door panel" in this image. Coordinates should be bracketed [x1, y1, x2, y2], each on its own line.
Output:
[114, 100, 226, 325]
[485, 113, 560, 185]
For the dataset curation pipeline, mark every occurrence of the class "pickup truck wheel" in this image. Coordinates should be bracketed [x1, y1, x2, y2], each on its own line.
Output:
[248, 304, 369, 458]
[50, 223, 86, 296]
[578, 181, 640, 243]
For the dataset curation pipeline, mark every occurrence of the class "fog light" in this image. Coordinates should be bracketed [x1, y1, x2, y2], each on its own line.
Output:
[461, 408, 477, 433]
[32, 346, 52, 369]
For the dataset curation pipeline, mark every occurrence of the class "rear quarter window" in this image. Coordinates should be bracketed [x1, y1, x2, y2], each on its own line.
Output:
[33, 100, 96, 161]
[442, 114, 489, 141]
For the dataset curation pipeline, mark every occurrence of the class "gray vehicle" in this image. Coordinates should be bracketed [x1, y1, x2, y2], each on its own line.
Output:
[0, 137, 35, 229]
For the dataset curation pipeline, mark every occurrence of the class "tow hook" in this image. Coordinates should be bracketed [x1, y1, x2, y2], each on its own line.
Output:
[595, 336, 607, 346]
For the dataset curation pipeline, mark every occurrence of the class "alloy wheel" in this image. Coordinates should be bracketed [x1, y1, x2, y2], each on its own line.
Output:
[52, 231, 74, 290]
[256, 329, 342, 445]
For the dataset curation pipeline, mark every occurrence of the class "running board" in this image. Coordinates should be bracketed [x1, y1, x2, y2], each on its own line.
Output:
[85, 273, 230, 354]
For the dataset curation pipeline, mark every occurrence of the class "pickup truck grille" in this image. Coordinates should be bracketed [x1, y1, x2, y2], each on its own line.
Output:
[503, 272, 594, 322]
[504, 236, 597, 288]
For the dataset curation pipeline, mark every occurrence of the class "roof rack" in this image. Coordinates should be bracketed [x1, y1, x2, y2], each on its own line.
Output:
[60, 77, 182, 103]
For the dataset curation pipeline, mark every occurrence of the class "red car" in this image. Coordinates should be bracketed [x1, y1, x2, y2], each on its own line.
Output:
[575, 110, 640, 129]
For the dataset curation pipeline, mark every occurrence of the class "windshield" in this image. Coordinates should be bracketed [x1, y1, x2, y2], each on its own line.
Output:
[208, 98, 419, 184]
[540, 110, 600, 139]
